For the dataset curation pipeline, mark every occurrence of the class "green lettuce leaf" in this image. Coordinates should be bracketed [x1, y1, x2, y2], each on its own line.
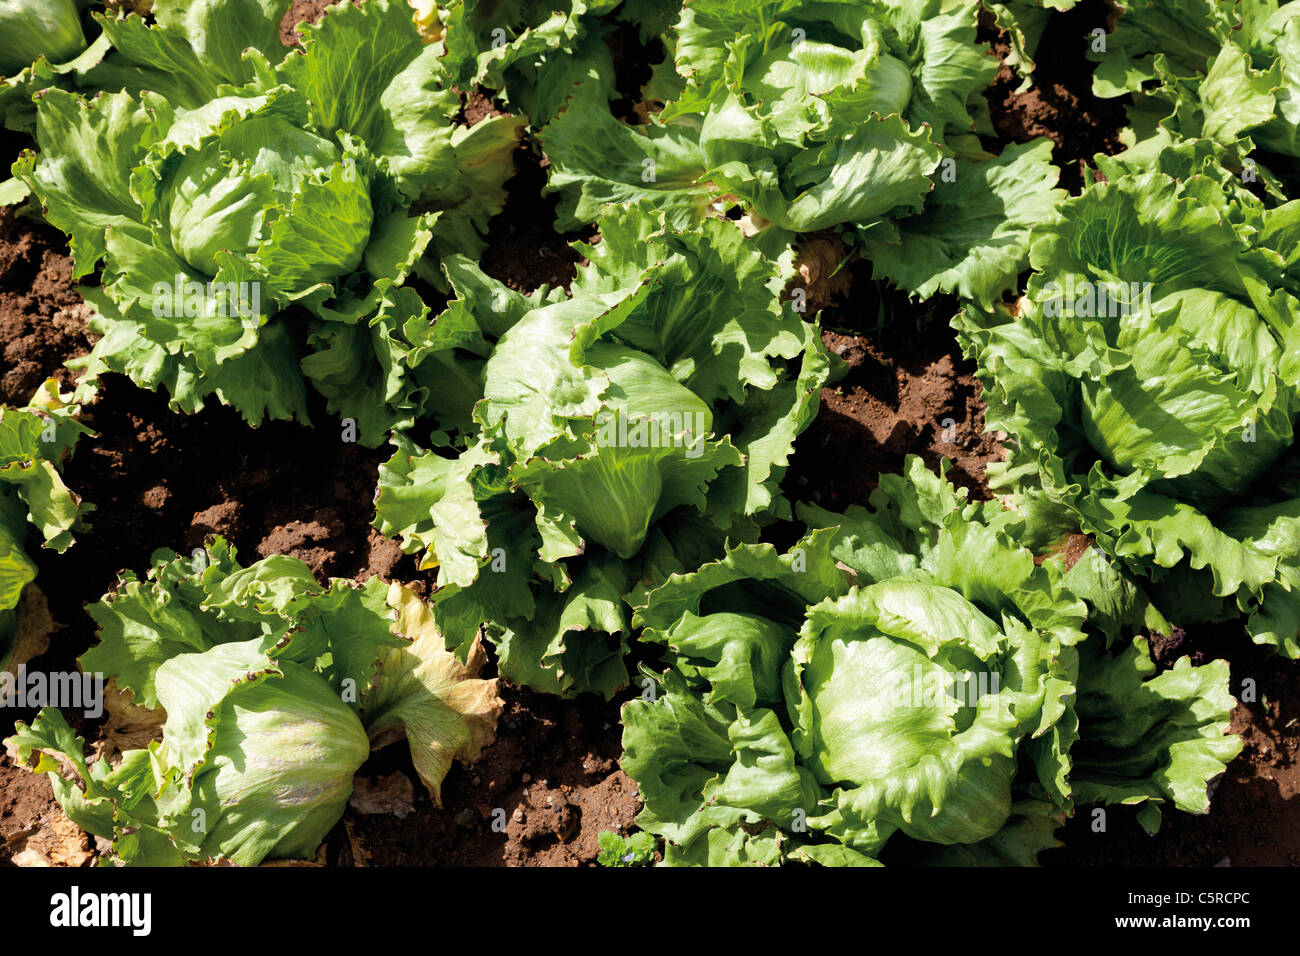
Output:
[955, 159, 1300, 657]
[0, 384, 90, 673]
[539, 0, 1061, 302]
[1068, 637, 1242, 832]
[20, 0, 515, 442]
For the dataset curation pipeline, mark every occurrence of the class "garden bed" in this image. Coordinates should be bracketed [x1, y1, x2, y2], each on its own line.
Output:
[1, 0, 1296, 867]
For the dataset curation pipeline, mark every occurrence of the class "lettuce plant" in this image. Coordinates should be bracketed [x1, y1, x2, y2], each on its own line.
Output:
[540, 0, 1067, 307]
[1087, 0, 1300, 178]
[956, 146, 1300, 656]
[376, 202, 829, 697]
[4, 538, 502, 866]
[435, 0, 680, 126]
[15, 0, 522, 441]
[620, 458, 1241, 865]
[0, 381, 90, 673]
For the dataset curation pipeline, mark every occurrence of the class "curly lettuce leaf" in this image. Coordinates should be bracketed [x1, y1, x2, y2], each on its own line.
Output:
[375, 204, 827, 696]
[1069, 637, 1242, 830]
[956, 162, 1300, 657]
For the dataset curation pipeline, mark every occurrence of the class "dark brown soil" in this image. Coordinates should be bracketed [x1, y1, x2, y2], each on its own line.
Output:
[0, 209, 92, 407]
[480, 142, 593, 294]
[336, 682, 637, 866]
[606, 18, 668, 125]
[981, 0, 1128, 193]
[1047, 628, 1300, 867]
[784, 259, 1003, 505]
[54, 376, 397, 587]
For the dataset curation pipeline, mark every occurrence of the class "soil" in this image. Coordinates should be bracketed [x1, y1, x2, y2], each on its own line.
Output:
[459, 88, 506, 127]
[337, 682, 636, 866]
[54, 377, 396, 583]
[980, 0, 1129, 193]
[0, 209, 93, 408]
[281, 0, 356, 45]
[1, 0, 1295, 870]
[479, 142, 593, 295]
[0, 762, 57, 866]
[606, 18, 668, 125]
[784, 257, 1003, 505]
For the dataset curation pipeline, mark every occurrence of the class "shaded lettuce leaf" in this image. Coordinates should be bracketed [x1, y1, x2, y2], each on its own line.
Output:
[0, 383, 91, 672]
[1087, 0, 1236, 99]
[888, 798, 1068, 866]
[1069, 636, 1242, 831]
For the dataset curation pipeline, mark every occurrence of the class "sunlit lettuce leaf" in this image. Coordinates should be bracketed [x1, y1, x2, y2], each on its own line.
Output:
[362, 583, 502, 804]
[540, 0, 1061, 302]
[20, 0, 515, 441]
[439, 0, 628, 125]
[859, 139, 1066, 308]
[955, 160, 1300, 656]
